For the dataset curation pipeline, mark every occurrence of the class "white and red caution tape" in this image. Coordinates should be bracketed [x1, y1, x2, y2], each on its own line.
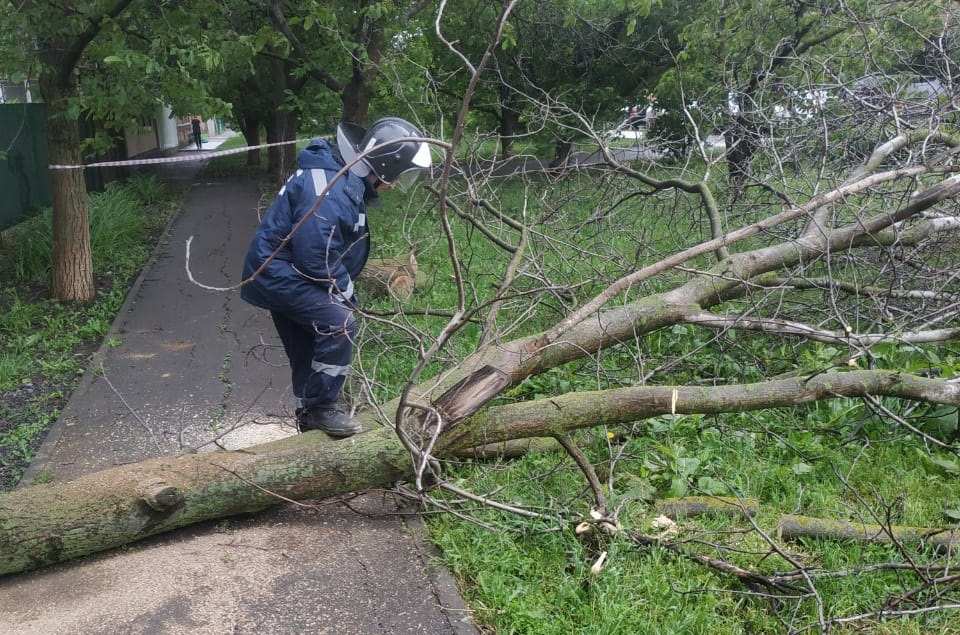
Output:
[48, 137, 311, 170]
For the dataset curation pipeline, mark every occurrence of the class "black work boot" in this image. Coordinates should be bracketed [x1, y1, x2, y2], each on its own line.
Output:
[297, 403, 362, 438]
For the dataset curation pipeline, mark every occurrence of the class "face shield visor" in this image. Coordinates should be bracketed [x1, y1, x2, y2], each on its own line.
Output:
[385, 166, 426, 191]
[381, 140, 432, 191]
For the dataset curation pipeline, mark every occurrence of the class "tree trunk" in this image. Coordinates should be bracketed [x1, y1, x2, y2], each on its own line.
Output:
[278, 110, 298, 179]
[266, 118, 280, 179]
[265, 110, 297, 184]
[341, 78, 370, 125]
[241, 116, 261, 167]
[655, 497, 759, 520]
[340, 9, 383, 126]
[40, 73, 95, 303]
[0, 428, 411, 577]
[1, 369, 959, 577]
[498, 85, 520, 158]
[724, 114, 756, 196]
[549, 138, 573, 170]
[778, 515, 960, 552]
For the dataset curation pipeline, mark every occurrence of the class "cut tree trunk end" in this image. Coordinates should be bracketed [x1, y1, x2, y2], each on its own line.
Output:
[357, 253, 425, 301]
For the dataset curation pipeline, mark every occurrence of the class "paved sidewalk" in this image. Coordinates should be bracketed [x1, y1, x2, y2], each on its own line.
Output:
[0, 161, 476, 634]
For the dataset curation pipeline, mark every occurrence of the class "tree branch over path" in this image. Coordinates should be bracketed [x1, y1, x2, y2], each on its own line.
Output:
[58, 0, 138, 84]
[268, 0, 344, 93]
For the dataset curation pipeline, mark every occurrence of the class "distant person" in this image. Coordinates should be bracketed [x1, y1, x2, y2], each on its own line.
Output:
[645, 94, 658, 132]
[627, 105, 641, 130]
[191, 117, 203, 150]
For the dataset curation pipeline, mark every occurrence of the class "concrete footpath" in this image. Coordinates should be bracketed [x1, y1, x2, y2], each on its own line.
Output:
[0, 151, 477, 634]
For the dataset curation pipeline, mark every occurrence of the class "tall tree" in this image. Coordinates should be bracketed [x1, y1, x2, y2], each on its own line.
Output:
[1, 1, 139, 301]
[429, 0, 690, 162]
[0, 0, 226, 300]
[656, 0, 945, 186]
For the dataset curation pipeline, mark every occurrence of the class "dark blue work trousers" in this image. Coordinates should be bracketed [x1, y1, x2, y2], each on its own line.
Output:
[270, 296, 356, 409]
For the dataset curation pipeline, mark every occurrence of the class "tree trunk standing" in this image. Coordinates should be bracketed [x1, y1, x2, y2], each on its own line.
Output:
[341, 77, 370, 125]
[549, 138, 573, 170]
[265, 120, 280, 179]
[278, 109, 298, 178]
[723, 115, 755, 198]
[498, 99, 520, 158]
[497, 82, 521, 157]
[265, 110, 298, 183]
[264, 56, 293, 183]
[265, 114, 298, 182]
[241, 115, 261, 167]
[40, 72, 95, 303]
[340, 7, 383, 126]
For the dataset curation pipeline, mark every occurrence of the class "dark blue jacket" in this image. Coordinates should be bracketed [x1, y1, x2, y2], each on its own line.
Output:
[240, 139, 371, 317]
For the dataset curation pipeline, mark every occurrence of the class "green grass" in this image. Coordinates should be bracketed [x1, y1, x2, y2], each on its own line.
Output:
[346, 170, 960, 633]
[0, 174, 180, 487]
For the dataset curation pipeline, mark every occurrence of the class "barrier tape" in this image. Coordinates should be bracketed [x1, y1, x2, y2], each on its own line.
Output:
[48, 137, 312, 170]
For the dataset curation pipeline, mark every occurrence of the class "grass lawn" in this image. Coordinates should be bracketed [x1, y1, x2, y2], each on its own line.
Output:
[0, 175, 181, 489]
[353, 168, 960, 633]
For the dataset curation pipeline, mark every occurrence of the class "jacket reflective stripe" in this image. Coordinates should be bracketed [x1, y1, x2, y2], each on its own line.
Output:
[311, 360, 351, 376]
[338, 278, 354, 300]
[354, 213, 366, 231]
[311, 169, 327, 198]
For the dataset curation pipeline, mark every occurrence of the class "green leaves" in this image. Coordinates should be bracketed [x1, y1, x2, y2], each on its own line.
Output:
[918, 449, 960, 477]
[500, 22, 517, 51]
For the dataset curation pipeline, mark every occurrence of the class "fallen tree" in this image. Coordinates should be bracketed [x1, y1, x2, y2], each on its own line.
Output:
[4, 121, 960, 575]
[2, 369, 959, 576]
[5, 13, 960, 635]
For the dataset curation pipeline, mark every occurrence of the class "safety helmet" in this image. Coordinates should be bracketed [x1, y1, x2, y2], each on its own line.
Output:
[336, 117, 432, 190]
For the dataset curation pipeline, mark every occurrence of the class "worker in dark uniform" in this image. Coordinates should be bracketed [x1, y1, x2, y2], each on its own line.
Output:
[240, 117, 432, 436]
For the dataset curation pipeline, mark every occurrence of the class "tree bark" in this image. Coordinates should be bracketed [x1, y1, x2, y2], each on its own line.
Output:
[241, 116, 261, 167]
[655, 497, 759, 520]
[341, 78, 371, 126]
[265, 117, 280, 178]
[278, 110, 298, 179]
[0, 429, 411, 577]
[266, 110, 298, 184]
[779, 515, 960, 552]
[549, 138, 573, 170]
[723, 115, 755, 195]
[339, 5, 384, 126]
[498, 85, 521, 157]
[40, 71, 95, 303]
[1, 369, 958, 577]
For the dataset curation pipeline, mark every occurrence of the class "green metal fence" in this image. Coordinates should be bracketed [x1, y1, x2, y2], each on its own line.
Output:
[0, 103, 51, 231]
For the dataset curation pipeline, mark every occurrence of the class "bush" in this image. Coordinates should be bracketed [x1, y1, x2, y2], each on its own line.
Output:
[3, 175, 166, 284]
